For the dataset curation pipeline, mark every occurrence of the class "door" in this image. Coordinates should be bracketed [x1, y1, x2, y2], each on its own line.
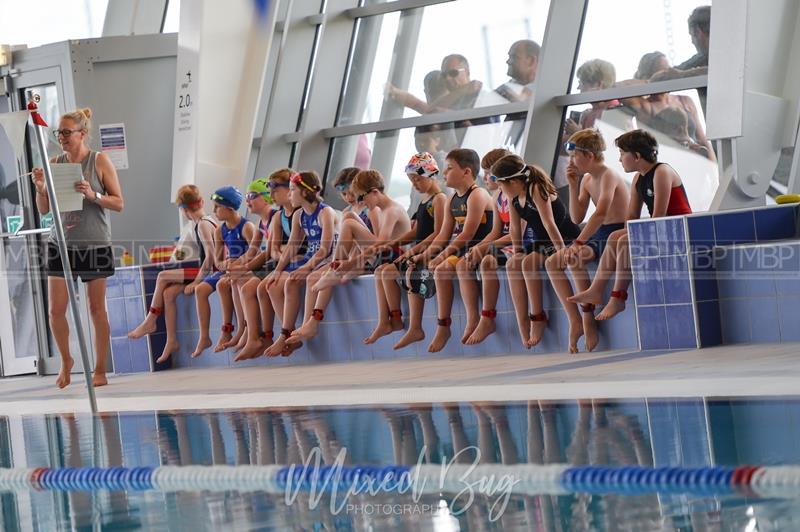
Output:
[0, 67, 92, 377]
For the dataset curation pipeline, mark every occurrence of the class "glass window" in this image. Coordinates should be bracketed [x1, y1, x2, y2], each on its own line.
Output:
[338, 0, 550, 126]
[0, 0, 108, 48]
[162, 0, 181, 33]
[556, 89, 718, 212]
[571, 0, 710, 93]
[327, 115, 526, 212]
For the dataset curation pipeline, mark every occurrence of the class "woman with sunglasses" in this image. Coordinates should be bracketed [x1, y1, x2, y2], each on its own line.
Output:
[222, 177, 279, 355]
[127, 185, 217, 363]
[457, 148, 512, 345]
[32, 107, 124, 388]
[491, 155, 582, 349]
[264, 171, 339, 357]
[289, 169, 411, 345]
[234, 169, 306, 361]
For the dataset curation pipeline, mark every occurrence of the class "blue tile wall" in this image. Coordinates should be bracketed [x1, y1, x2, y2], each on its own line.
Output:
[713, 211, 756, 246]
[656, 217, 687, 256]
[691, 251, 718, 302]
[638, 306, 669, 350]
[754, 205, 797, 241]
[719, 299, 751, 344]
[629, 220, 659, 258]
[665, 304, 697, 349]
[777, 296, 800, 342]
[633, 256, 664, 306]
[749, 297, 781, 344]
[687, 215, 715, 253]
[696, 301, 722, 347]
[660, 255, 691, 305]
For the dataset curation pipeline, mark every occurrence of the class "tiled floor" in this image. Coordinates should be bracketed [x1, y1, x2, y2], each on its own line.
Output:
[2, 342, 800, 415]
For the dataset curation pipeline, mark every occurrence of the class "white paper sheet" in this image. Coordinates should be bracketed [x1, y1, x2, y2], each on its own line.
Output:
[49, 163, 85, 212]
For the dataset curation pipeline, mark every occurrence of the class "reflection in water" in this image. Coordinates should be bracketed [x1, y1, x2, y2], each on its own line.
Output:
[3, 398, 800, 529]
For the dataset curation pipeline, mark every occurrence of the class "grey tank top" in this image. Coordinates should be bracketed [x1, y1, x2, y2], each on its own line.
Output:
[50, 151, 112, 249]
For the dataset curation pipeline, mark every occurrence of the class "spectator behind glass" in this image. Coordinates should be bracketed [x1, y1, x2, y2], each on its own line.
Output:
[555, 59, 617, 205]
[495, 39, 540, 103]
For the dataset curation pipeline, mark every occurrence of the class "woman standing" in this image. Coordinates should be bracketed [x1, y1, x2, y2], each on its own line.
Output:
[32, 108, 124, 388]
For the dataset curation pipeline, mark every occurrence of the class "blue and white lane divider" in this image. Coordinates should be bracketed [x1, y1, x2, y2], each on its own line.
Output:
[2, 464, 800, 497]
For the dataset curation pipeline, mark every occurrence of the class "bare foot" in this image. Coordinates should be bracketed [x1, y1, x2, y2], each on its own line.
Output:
[465, 317, 496, 345]
[427, 326, 451, 353]
[394, 327, 425, 349]
[516, 320, 531, 348]
[596, 297, 626, 321]
[127, 315, 157, 339]
[234, 337, 269, 361]
[264, 336, 286, 357]
[155, 339, 180, 364]
[192, 337, 212, 358]
[568, 319, 584, 354]
[289, 319, 319, 343]
[527, 318, 548, 348]
[92, 372, 108, 387]
[364, 321, 394, 344]
[461, 319, 478, 344]
[312, 270, 341, 292]
[214, 333, 232, 353]
[223, 326, 246, 349]
[56, 358, 75, 389]
[232, 331, 248, 353]
[582, 314, 599, 352]
[567, 285, 605, 306]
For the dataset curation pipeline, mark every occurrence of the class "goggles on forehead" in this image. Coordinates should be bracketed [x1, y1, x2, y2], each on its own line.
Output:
[268, 181, 288, 190]
[334, 182, 350, 193]
[495, 167, 530, 182]
[564, 142, 592, 153]
[290, 173, 316, 192]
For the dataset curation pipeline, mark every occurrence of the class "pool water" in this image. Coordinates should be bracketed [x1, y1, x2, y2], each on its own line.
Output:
[2, 397, 800, 530]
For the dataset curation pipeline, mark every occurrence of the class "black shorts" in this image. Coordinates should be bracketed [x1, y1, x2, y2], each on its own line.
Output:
[47, 242, 115, 282]
[253, 259, 278, 280]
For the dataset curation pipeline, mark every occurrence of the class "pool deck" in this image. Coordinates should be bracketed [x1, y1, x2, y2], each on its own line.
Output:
[1, 342, 799, 414]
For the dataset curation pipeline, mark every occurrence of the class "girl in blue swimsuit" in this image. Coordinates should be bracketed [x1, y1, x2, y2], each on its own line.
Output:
[263, 171, 339, 357]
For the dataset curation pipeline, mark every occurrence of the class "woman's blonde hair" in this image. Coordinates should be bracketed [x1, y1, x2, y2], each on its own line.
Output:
[60, 107, 92, 133]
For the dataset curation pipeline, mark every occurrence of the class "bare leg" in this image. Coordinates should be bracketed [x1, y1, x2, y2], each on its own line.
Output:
[156, 283, 183, 363]
[466, 254, 500, 345]
[192, 282, 214, 357]
[235, 277, 270, 361]
[214, 276, 234, 352]
[290, 269, 329, 342]
[85, 278, 110, 386]
[128, 269, 185, 338]
[314, 219, 376, 291]
[395, 293, 425, 349]
[597, 232, 631, 321]
[265, 275, 303, 356]
[224, 279, 248, 349]
[545, 250, 584, 354]
[457, 257, 480, 343]
[504, 253, 530, 347]
[523, 252, 547, 348]
[428, 260, 454, 353]
[570, 249, 600, 352]
[49, 277, 74, 388]
[365, 264, 402, 344]
[569, 229, 626, 306]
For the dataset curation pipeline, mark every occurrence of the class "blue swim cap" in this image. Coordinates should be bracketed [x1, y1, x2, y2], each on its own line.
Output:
[211, 186, 243, 210]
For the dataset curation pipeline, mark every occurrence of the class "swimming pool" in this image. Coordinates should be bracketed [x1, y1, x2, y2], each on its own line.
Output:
[2, 397, 799, 530]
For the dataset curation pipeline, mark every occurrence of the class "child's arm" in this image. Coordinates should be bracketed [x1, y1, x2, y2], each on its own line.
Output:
[508, 201, 523, 253]
[651, 165, 679, 218]
[626, 174, 645, 221]
[293, 207, 336, 274]
[432, 188, 491, 266]
[567, 162, 590, 224]
[464, 192, 505, 267]
[531, 185, 566, 250]
[186, 219, 218, 292]
[267, 213, 283, 260]
[572, 170, 616, 246]
[238, 222, 263, 265]
[212, 225, 225, 271]
[362, 206, 410, 258]
[415, 203, 454, 265]
[266, 211, 305, 285]
[399, 193, 447, 262]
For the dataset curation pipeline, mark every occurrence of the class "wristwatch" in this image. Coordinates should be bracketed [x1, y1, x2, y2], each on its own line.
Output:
[93, 191, 102, 203]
